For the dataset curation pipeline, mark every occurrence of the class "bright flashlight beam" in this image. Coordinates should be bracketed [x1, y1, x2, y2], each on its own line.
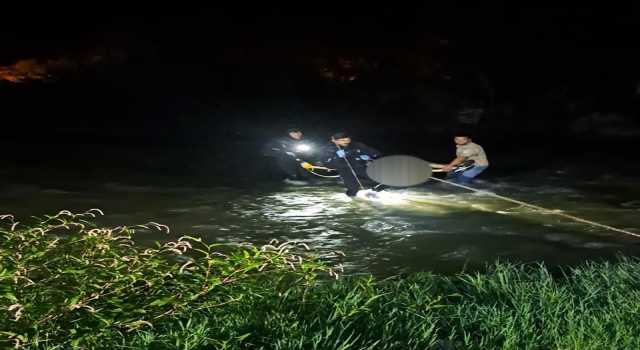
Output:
[296, 144, 311, 151]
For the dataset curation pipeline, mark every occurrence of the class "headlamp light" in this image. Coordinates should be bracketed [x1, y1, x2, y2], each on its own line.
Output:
[296, 144, 311, 152]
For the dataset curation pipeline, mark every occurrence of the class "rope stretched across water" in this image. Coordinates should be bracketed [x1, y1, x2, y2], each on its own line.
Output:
[427, 176, 640, 239]
[301, 161, 639, 239]
[307, 169, 340, 178]
[301, 163, 341, 178]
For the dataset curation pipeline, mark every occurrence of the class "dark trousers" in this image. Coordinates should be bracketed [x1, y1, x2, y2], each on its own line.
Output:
[335, 164, 389, 196]
[274, 155, 310, 180]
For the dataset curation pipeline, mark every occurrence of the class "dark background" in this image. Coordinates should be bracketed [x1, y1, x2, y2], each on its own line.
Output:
[2, 11, 639, 181]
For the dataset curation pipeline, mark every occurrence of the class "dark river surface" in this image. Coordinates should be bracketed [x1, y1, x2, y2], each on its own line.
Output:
[2, 136, 639, 277]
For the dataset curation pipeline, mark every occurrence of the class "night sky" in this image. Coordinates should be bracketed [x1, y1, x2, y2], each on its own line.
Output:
[1, 10, 639, 148]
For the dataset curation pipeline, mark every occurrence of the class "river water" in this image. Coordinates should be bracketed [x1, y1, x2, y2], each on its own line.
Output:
[2, 139, 639, 277]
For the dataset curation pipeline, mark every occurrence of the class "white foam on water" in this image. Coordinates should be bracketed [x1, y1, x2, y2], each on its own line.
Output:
[361, 220, 415, 234]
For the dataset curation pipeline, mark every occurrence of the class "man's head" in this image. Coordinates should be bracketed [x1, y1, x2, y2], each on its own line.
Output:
[331, 132, 351, 147]
[287, 128, 302, 140]
[454, 133, 471, 145]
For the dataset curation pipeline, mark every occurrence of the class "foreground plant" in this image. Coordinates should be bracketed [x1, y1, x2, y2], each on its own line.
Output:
[2, 211, 640, 349]
[0, 210, 340, 349]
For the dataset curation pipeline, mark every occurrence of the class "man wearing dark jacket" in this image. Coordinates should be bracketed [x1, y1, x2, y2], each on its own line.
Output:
[322, 132, 388, 198]
[261, 128, 320, 184]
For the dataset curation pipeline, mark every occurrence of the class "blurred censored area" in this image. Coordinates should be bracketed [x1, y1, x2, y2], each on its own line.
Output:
[366, 155, 433, 187]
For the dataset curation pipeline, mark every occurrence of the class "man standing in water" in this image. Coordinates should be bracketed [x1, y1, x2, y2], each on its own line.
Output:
[262, 128, 320, 184]
[322, 132, 388, 198]
[431, 133, 489, 185]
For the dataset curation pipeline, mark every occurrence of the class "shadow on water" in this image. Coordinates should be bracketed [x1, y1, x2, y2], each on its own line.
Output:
[2, 141, 640, 278]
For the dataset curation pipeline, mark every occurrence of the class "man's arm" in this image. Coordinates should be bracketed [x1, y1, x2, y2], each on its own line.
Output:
[440, 156, 468, 172]
[322, 147, 342, 168]
[305, 142, 324, 165]
[357, 142, 381, 157]
[441, 149, 473, 172]
[430, 163, 449, 172]
[446, 156, 468, 167]
[262, 142, 281, 157]
[261, 140, 283, 157]
[262, 138, 298, 159]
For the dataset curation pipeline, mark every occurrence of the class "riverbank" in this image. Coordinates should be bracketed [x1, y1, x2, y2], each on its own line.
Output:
[2, 211, 639, 349]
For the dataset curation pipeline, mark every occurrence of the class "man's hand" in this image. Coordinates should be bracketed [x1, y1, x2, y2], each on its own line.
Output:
[441, 165, 453, 172]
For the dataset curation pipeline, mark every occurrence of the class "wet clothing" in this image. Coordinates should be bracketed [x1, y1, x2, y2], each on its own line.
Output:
[262, 136, 317, 159]
[449, 141, 489, 184]
[273, 155, 311, 180]
[262, 136, 319, 180]
[447, 165, 488, 185]
[456, 141, 488, 166]
[322, 141, 389, 197]
[451, 159, 476, 173]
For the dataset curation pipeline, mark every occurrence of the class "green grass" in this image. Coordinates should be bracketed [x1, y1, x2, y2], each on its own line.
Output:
[2, 211, 640, 349]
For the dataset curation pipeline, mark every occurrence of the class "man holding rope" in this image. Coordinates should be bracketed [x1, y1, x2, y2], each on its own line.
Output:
[321, 132, 389, 198]
[431, 132, 489, 185]
[261, 128, 322, 184]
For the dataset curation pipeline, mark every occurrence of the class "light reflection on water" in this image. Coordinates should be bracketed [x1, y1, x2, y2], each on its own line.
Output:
[2, 163, 640, 277]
